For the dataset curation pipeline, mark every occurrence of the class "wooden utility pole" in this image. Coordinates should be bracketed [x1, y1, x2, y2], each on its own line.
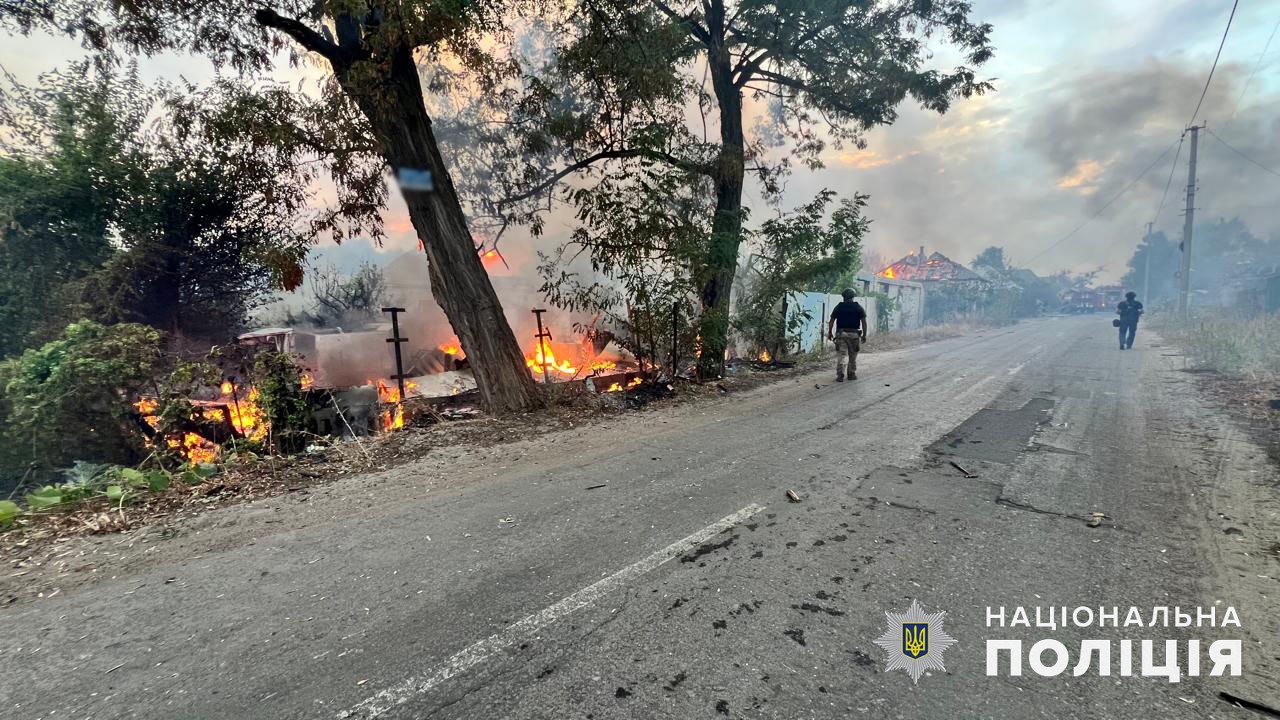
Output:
[1177, 124, 1204, 319]
[1142, 221, 1153, 302]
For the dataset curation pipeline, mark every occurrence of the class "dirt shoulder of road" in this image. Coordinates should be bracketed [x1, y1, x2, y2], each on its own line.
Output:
[0, 322, 989, 606]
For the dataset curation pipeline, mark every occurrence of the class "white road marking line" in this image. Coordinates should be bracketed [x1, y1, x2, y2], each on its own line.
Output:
[1007, 344, 1044, 375]
[340, 503, 768, 719]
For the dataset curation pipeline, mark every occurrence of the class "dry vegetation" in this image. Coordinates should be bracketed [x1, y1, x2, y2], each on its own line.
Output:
[1155, 313, 1280, 380]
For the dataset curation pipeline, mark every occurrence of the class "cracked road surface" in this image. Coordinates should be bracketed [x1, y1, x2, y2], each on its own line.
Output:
[5, 316, 1280, 719]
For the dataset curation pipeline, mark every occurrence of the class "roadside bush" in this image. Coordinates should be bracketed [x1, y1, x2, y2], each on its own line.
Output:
[0, 321, 164, 491]
[253, 350, 311, 454]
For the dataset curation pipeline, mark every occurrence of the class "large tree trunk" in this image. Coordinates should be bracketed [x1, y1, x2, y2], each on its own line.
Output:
[334, 45, 541, 413]
[696, 43, 747, 379]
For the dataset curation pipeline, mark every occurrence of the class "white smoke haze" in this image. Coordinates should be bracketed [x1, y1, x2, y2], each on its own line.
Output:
[9, 0, 1277, 354]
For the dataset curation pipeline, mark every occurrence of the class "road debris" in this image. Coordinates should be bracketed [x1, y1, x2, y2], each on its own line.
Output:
[585, 484, 607, 490]
[786, 489, 801, 503]
[948, 460, 978, 478]
[1087, 512, 1107, 528]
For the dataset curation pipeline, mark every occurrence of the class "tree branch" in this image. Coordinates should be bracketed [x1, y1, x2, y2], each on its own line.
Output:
[253, 8, 349, 65]
[649, 0, 711, 44]
[499, 148, 714, 207]
[752, 68, 864, 116]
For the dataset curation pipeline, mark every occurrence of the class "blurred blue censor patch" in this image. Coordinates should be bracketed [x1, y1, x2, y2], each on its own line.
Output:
[397, 167, 434, 192]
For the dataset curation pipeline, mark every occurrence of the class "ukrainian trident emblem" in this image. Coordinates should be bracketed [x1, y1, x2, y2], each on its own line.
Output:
[903, 622, 928, 659]
[873, 599, 956, 683]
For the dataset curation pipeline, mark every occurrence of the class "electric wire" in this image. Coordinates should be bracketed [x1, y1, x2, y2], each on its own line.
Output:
[1187, 0, 1240, 127]
[1026, 138, 1181, 263]
[1221, 17, 1280, 132]
[1205, 128, 1280, 178]
[1150, 133, 1186, 229]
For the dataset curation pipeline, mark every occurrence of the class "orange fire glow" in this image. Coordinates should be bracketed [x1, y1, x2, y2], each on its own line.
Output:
[758, 349, 772, 363]
[372, 379, 418, 431]
[440, 341, 463, 357]
[604, 377, 643, 393]
[881, 266, 896, 279]
[133, 378, 269, 465]
[301, 373, 315, 390]
[526, 338, 579, 378]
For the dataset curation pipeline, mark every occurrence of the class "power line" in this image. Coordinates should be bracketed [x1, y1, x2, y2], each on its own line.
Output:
[1221, 17, 1280, 132]
[1187, 0, 1240, 127]
[1206, 128, 1280, 177]
[1027, 138, 1181, 264]
[1150, 132, 1185, 229]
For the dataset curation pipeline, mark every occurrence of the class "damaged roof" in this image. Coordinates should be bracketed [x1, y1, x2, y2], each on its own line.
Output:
[878, 251, 985, 283]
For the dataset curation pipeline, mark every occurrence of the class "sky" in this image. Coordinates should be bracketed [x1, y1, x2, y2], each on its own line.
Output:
[1, 0, 1278, 285]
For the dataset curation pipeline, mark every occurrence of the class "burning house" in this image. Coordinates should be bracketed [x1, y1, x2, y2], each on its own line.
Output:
[878, 247, 987, 286]
[878, 247, 991, 324]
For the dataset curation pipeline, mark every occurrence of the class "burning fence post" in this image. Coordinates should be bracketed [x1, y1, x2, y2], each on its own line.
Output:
[382, 306, 409, 400]
[532, 308, 553, 384]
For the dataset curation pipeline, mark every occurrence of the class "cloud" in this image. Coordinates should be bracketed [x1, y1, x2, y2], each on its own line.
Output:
[834, 149, 919, 169]
[1056, 159, 1105, 193]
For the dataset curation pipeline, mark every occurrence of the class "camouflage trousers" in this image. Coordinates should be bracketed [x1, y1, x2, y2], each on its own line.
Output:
[834, 330, 861, 378]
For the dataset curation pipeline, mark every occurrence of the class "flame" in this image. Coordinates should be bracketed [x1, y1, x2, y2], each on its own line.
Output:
[169, 433, 218, 465]
[372, 379, 417, 431]
[526, 338, 578, 378]
[881, 266, 896, 279]
[440, 341, 463, 357]
[604, 377, 643, 393]
[758, 349, 772, 363]
[223, 384, 267, 442]
[300, 373, 315, 390]
[588, 359, 617, 372]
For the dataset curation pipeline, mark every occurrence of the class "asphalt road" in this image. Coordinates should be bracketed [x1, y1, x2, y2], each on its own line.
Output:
[5, 316, 1280, 720]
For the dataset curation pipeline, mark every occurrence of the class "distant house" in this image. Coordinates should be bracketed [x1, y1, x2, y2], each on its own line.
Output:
[878, 248, 987, 285]
[877, 248, 995, 324]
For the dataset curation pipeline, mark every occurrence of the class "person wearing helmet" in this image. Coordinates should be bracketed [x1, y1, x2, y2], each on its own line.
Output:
[1116, 291, 1143, 350]
[827, 288, 868, 381]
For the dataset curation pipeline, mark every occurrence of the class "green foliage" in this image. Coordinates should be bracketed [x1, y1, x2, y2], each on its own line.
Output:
[1122, 220, 1279, 307]
[972, 246, 1009, 274]
[537, 161, 711, 374]
[253, 351, 311, 454]
[484, 0, 993, 375]
[734, 190, 867, 350]
[0, 499, 17, 527]
[866, 292, 901, 333]
[0, 62, 149, 355]
[0, 321, 163, 490]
